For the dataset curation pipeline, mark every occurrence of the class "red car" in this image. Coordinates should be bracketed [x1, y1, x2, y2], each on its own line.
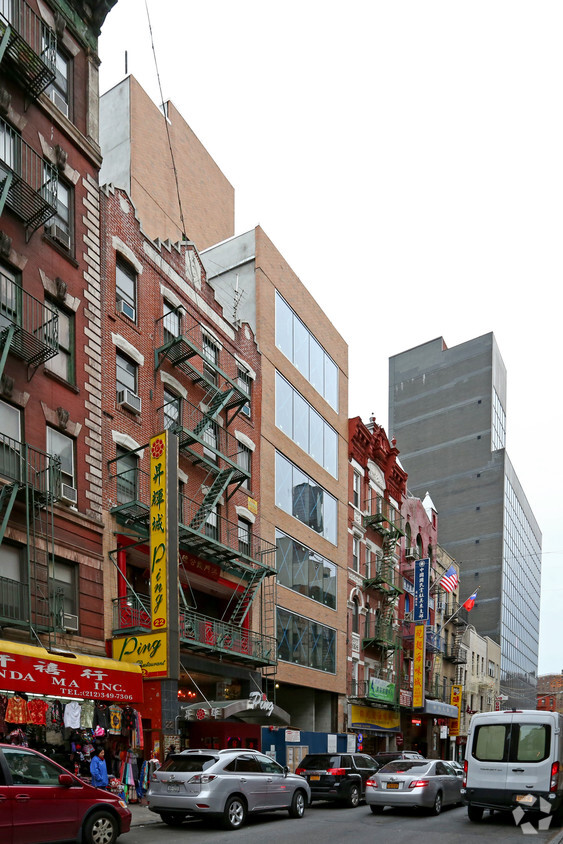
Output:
[0, 743, 131, 844]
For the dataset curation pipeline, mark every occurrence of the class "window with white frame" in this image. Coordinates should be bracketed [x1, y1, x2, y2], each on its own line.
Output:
[238, 517, 251, 556]
[163, 300, 181, 344]
[353, 471, 361, 508]
[352, 536, 360, 572]
[163, 387, 180, 430]
[46, 47, 71, 118]
[237, 366, 252, 416]
[116, 258, 137, 321]
[116, 350, 138, 396]
[237, 443, 251, 483]
[45, 300, 74, 383]
[46, 177, 72, 252]
[202, 333, 219, 385]
[49, 558, 77, 617]
[47, 427, 75, 490]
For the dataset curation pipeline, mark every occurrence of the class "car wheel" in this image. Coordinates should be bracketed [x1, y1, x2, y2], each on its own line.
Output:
[431, 791, 442, 816]
[468, 805, 484, 822]
[370, 805, 384, 814]
[82, 810, 118, 844]
[346, 784, 360, 808]
[289, 789, 306, 818]
[160, 812, 187, 826]
[223, 795, 247, 830]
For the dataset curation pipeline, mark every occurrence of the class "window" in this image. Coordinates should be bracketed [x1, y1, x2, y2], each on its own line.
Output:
[353, 472, 361, 508]
[115, 447, 138, 504]
[163, 300, 181, 344]
[4, 748, 65, 786]
[49, 559, 77, 617]
[0, 264, 19, 329]
[116, 258, 137, 321]
[275, 451, 337, 544]
[46, 177, 72, 252]
[163, 388, 180, 430]
[0, 118, 19, 178]
[47, 427, 75, 490]
[116, 350, 138, 395]
[202, 334, 219, 385]
[238, 518, 251, 556]
[44, 301, 73, 383]
[205, 505, 219, 540]
[352, 536, 360, 572]
[237, 366, 251, 416]
[277, 607, 336, 672]
[352, 598, 359, 634]
[237, 443, 251, 482]
[202, 420, 218, 461]
[276, 529, 336, 608]
[0, 543, 24, 621]
[46, 48, 71, 118]
[0, 399, 21, 479]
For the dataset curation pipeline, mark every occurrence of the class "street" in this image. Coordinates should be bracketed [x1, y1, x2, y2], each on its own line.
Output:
[122, 803, 563, 844]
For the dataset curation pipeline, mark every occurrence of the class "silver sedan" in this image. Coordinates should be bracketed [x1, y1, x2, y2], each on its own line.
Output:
[365, 759, 462, 815]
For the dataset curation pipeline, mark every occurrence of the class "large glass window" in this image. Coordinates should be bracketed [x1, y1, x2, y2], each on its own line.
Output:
[275, 291, 339, 411]
[276, 529, 336, 608]
[277, 607, 336, 672]
[275, 451, 337, 544]
[275, 372, 338, 477]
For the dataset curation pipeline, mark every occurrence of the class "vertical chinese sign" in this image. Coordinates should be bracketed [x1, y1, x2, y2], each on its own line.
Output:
[413, 624, 426, 708]
[149, 431, 179, 681]
[449, 684, 462, 736]
[414, 558, 429, 622]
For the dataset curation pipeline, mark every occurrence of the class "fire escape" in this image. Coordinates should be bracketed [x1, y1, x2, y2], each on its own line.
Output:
[108, 308, 277, 674]
[362, 495, 404, 695]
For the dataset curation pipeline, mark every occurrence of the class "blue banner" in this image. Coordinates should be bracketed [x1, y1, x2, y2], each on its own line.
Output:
[414, 558, 430, 622]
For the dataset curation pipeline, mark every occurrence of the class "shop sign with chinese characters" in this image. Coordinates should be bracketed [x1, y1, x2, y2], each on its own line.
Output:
[413, 624, 426, 708]
[449, 684, 463, 736]
[150, 432, 168, 631]
[414, 558, 430, 622]
[0, 640, 142, 702]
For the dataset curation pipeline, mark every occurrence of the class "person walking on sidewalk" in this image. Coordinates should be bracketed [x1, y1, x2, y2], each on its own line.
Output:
[90, 747, 109, 789]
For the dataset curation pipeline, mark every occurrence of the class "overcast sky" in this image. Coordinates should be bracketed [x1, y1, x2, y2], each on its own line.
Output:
[98, 1, 562, 675]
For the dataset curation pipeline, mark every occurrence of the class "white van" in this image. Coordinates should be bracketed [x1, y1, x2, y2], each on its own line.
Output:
[462, 709, 563, 822]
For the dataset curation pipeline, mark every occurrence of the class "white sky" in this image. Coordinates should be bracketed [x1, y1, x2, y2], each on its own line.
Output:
[98, 1, 562, 676]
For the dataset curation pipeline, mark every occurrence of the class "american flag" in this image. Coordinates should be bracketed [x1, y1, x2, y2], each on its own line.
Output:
[439, 565, 459, 593]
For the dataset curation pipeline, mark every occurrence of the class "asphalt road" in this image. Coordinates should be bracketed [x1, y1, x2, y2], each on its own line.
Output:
[121, 802, 563, 844]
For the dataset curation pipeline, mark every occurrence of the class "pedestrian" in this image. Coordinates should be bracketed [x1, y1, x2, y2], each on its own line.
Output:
[90, 747, 109, 789]
[165, 744, 176, 761]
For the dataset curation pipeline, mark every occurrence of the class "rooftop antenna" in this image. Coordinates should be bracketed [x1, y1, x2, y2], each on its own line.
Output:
[232, 273, 244, 326]
[124, 50, 128, 75]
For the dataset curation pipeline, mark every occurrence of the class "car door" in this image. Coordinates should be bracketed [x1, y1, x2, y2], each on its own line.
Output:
[442, 761, 461, 804]
[3, 747, 78, 844]
[434, 761, 454, 804]
[234, 755, 269, 810]
[505, 716, 554, 804]
[257, 754, 288, 808]
[353, 755, 379, 796]
[0, 752, 13, 844]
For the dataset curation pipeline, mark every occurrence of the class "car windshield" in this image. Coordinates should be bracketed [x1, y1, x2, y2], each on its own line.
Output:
[301, 755, 340, 768]
[160, 755, 217, 773]
[379, 760, 431, 774]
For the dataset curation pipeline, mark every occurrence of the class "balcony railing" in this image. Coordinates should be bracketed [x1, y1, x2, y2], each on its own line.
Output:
[0, 116, 57, 229]
[0, 270, 59, 369]
[443, 644, 468, 664]
[107, 463, 150, 529]
[363, 562, 403, 594]
[178, 491, 276, 570]
[0, 574, 60, 631]
[154, 312, 250, 418]
[158, 397, 250, 479]
[363, 494, 404, 536]
[0, 436, 60, 502]
[0, 0, 56, 98]
[362, 620, 399, 650]
[112, 594, 151, 633]
[180, 608, 276, 667]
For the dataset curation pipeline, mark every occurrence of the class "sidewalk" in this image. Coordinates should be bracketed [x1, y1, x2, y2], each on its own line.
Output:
[127, 800, 161, 827]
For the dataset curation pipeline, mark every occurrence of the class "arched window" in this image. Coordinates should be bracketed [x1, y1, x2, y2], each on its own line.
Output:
[405, 522, 411, 548]
[416, 534, 423, 559]
[352, 597, 360, 634]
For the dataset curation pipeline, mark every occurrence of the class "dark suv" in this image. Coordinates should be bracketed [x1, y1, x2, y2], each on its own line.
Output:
[295, 753, 379, 807]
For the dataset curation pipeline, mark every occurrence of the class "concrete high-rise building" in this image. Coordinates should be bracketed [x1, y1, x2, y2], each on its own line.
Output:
[389, 334, 541, 708]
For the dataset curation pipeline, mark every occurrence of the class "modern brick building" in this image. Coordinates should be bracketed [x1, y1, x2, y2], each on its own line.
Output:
[389, 334, 541, 708]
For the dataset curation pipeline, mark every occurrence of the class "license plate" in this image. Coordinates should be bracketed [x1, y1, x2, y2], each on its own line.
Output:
[310, 775, 320, 781]
[516, 794, 535, 805]
[167, 784, 180, 793]
[386, 782, 399, 789]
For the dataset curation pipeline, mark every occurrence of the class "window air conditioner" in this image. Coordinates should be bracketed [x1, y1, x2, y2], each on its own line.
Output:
[117, 299, 135, 320]
[117, 389, 141, 414]
[405, 546, 417, 559]
[60, 483, 77, 505]
[49, 88, 69, 117]
[46, 222, 71, 249]
[63, 613, 79, 632]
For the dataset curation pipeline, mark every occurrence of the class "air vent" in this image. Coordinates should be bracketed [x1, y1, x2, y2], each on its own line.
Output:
[117, 389, 141, 415]
[60, 483, 77, 505]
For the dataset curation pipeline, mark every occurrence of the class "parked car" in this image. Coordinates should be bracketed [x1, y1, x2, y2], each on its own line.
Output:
[295, 752, 380, 807]
[449, 760, 464, 777]
[366, 758, 462, 815]
[147, 748, 310, 830]
[372, 750, 424, 766]
[0, 743, 131, 844]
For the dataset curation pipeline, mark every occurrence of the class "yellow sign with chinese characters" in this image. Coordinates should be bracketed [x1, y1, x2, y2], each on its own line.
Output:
[413, 624, 426, 708]
[150, 432, 168, 632]
[449, 684, 463, 736]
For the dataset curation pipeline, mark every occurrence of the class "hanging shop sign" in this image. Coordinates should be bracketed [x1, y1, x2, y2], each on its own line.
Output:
[413, 624, 426, 708]
[414, 558, 430, 622]
[112, 632, 168, 678]
[449, 684, 463, 736]
[349, 704, 401, 732]
[367, 677, 395, 703]
[150, 432, 169, 631]
[0, 639, 143, 702]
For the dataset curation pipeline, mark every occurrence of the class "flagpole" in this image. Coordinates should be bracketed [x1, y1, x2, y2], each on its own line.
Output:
[436, 586, 480, 635]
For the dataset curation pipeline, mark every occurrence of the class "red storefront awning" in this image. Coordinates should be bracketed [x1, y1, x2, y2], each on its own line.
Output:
[0, 639, 143, 703]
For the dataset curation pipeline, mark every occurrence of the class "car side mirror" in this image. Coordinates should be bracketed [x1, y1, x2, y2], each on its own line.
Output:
[59, 773, 74, 787]
[283, 766, 289, 777]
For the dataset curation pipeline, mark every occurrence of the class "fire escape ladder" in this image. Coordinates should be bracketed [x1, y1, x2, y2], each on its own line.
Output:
[0, 324, 15, 382]
[0, 481, 18, 545]
[224, 566, 266, 627]
[189, 468, 235, 532]
[193, 386, 236, 437]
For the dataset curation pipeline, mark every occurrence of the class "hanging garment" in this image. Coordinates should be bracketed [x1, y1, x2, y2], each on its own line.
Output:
[46, 700, 64, 729]
[94, 702, 109, 732]
[0, 694, 8, 734]
[64, 701, 82, 729]
[80, 700, 95, 729]
[27, 698, 49, 726]
[5, 695, 28, 724]
[121, 706, 136, 732]
[108, 705, 122, 735]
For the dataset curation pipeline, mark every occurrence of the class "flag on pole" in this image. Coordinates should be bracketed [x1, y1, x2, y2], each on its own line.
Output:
[438, 565, 459, 593]
[463, 590, 478, 611]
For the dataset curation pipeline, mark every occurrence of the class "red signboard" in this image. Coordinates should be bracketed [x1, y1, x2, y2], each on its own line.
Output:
[0, 640, 143, 703]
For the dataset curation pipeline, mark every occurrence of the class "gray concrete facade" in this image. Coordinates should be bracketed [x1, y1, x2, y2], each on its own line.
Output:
[389, 333, 541, 708]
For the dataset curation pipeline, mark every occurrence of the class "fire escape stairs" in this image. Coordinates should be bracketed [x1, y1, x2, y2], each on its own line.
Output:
[224, 566, 266, 627]
[0, 481, 18, 546]
[189, 468, 236, 532]
[192, 386, 236, 437]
